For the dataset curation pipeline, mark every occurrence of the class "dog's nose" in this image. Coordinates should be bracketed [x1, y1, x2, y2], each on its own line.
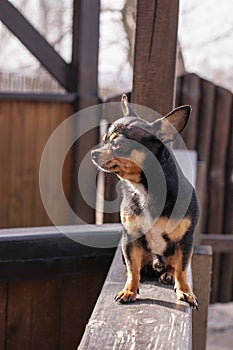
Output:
[91, 149, 99, 160]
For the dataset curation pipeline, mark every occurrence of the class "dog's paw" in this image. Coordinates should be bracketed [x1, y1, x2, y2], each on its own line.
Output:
[114, 289, 137, 304]
[175, 288, 198, 309]
[159, 272, 174, 285]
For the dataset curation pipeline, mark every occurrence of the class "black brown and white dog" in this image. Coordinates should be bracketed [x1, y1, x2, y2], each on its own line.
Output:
[91, 95, 199, 308]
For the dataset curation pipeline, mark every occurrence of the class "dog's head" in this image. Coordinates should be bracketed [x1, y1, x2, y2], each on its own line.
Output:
[91, 94, 191, 183]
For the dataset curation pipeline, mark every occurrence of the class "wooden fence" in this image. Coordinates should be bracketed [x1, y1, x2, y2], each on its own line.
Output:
[175, 73, 233, 302]
[0, 96, 74, 228]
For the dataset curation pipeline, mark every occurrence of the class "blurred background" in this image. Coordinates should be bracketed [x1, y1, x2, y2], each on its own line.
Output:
[0, 0, 233, 95]
[0, 1, 232, 348]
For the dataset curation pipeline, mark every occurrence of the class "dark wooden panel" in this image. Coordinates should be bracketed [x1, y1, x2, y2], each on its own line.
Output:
[0, 100, 74, 228]
[0, 283, 7, 350]
[8, 101, 24, 227]
[132, 0, 179, 115]
[60, 273, 107, 349]
[6, 280, 61, 350]
[0, 0, 70, 91]
[0, 101, 10, 227]
[207, 87, 232, 302]
[192, 245, 212, 350]
[179, 74, 201, 150]
[0, 93, 77, 102]
[219, 110, 233, 301]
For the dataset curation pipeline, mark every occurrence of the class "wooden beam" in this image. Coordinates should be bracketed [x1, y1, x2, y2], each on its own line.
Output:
[192, 245, 212, 350]
[200, 234, 233, 253]
[71, 0, 100, 224]
[0, 224, 121, 281]
[132, 0, 179, 115]
[0, 92, 77, 102]
[0, 0, 70, 91]
[79, 245, 192, 349]
[71, 0, 100, 105]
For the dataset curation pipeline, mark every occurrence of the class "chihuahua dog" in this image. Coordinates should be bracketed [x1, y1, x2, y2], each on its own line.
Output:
[91, 95, 199, 309]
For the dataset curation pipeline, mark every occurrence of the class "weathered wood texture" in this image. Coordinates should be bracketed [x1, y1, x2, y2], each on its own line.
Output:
[0, 225, 120, 349]
[0, 100, 73, 228]
[192, 245, 213, 350]
[132, 0, 179, 115]
[79, 245, 192, 350]
[176, 74, 233, 302]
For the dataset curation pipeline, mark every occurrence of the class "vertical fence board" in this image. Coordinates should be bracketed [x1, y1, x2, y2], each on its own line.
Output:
[29, 280, 61, 350]
[60, 272, 107, 349]
[207, 87, 232, 302]
[179, 74, 201, 149]
[0, 101, 10, 227]
[6, 280, 61, 350]
[8, 101, 24, 227]
[196, 80, 216, 233]
[219, 108, 233, 301]
[22, 102, 37, 227]
[0, 283, 7, 350]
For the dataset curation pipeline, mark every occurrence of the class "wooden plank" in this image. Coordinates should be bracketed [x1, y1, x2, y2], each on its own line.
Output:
[79, 246, 192, 350]
[21, 102, 36, 226]
[132, 0, 179, 115]
[8, 101, 23, 227]
[6, 280, 61, 350]
[0, 283, 7, 350]
[0, 93, 77, 102]
[192, 245, 212, 350]
[219, 114, 233, 301]
[196, 79, 216, 232]
[199, 234, 233, 253]
[0, 225, 120, 281]
[179, 74, 201, 150]
[33, 102, 52, 226]
[28, 280, 61, 350]
[207, 87, 232, 302]
[194, 161, 207, 242]
[60, 273, 107, 348]
[0, 101, 10, 228]
[0, 0, 70, 90]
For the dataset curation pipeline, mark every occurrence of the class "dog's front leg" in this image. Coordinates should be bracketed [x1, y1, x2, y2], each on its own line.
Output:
[115, 240, 142, 303]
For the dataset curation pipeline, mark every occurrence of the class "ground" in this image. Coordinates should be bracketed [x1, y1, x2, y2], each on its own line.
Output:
[207, 302, 233, 350]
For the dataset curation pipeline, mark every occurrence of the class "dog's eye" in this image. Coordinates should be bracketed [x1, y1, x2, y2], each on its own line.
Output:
[111, 138, 121, 150]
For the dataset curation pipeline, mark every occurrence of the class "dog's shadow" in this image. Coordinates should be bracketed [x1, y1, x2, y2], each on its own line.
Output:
[135, 297, 188, 312]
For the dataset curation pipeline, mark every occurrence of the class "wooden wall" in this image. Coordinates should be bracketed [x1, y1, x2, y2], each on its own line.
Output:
[0, 99, 73, 228]
[175, 73, 233, 302]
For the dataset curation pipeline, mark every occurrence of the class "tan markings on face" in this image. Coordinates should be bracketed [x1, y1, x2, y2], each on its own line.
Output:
[113, 158, 142, 183]
[109, 132, 118, 142]
[129, 150, 146, 167]
[102, 133, 107, 143]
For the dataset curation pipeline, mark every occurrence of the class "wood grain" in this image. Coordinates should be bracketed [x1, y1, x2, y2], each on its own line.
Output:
[132, 0, 179, 115]
[79, 246, 192, 349]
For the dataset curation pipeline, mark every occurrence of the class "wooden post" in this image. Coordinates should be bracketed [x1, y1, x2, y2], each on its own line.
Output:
[71, 0, 100, 224]
[192, 245, 212, 350]
[132, 0, 179, 115]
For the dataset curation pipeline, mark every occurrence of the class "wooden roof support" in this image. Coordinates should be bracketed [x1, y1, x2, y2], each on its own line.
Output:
[132, 0, 179, 115]
[0, 0, 70, 91]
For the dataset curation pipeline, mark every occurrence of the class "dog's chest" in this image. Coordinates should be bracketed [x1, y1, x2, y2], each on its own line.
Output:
[121, 209, 167, 256]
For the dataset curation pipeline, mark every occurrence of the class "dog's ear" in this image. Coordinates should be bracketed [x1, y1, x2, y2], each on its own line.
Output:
[121, 94, 139, 118]
[152, 105, 191, 143]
